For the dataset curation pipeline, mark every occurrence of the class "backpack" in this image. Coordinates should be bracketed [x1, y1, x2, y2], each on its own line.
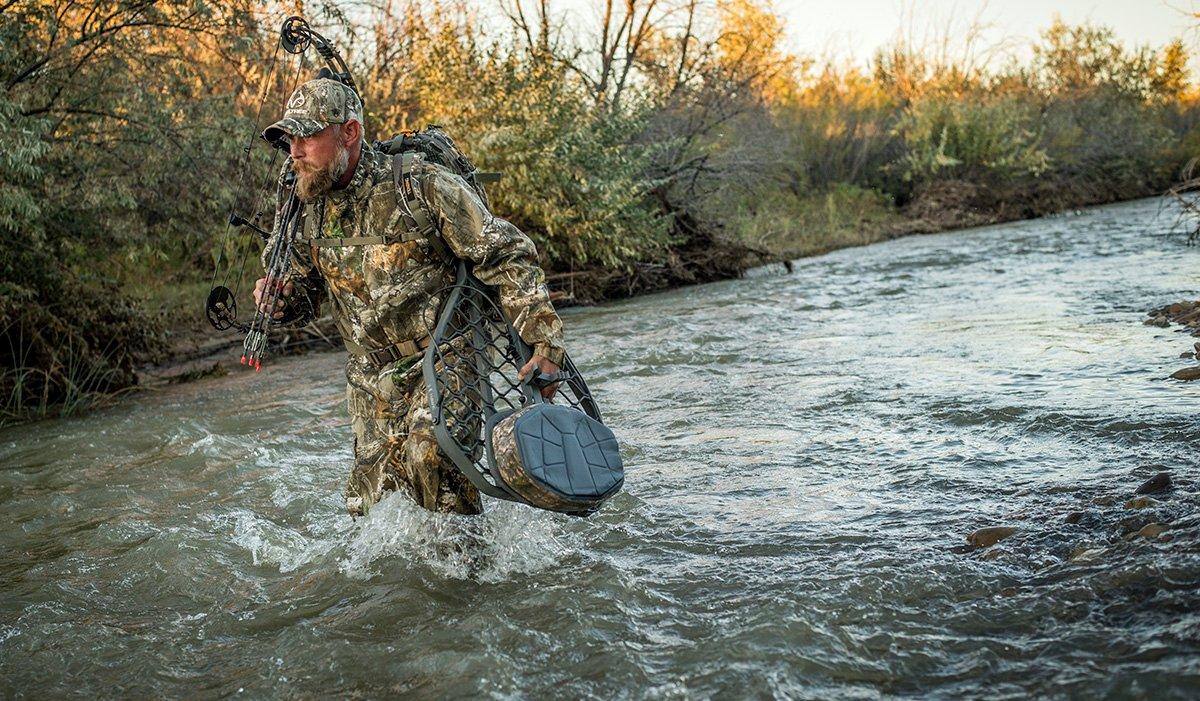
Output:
[361, 126, 500, 265]
[373, 125, 499, 209]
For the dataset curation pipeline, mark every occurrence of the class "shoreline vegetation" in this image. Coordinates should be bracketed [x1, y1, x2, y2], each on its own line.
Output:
[3, 1, 1199, 424]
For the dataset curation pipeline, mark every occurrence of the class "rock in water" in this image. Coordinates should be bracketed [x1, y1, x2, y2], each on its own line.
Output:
[967, 526, 1017, 548]
[1136, 471, 1172, 495]
[1134, 523, 1167, 539]
[1125, 496, 1157, 510]
[1070, 546, 1105, 563]
[1172, 366, 1200, 381]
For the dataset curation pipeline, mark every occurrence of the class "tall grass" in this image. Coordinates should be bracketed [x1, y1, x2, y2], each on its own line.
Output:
[1, 325, 127, 425]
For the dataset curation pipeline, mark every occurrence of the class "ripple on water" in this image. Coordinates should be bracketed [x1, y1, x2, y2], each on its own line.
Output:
[0, 197, 1199, 696]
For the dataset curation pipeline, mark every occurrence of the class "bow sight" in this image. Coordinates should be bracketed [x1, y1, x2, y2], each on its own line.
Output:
[204, 16, 357, 369]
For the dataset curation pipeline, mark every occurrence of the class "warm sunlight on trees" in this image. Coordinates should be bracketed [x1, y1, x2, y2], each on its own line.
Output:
[715, 0, 798, 106]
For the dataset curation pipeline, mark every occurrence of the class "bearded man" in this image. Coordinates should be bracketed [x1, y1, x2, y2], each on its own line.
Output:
[253, 78, 565, 517]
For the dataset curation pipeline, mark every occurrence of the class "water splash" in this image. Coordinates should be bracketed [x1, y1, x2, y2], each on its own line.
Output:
[338, 493, 575, 582]
[221, 509, 336, 572]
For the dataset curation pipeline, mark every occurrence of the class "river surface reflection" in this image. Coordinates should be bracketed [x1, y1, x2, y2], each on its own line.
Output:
[1, 197, 1197, 697]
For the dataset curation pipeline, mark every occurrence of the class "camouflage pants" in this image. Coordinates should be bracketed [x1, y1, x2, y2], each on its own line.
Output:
[343, 363, 482, 517]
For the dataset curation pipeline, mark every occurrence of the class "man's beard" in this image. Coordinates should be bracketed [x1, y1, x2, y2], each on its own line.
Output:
[295, 144, 350, 202]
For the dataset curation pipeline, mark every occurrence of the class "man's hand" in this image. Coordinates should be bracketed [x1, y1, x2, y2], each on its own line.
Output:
[518, 354, 561, 400]
[253, 277, 294, 320]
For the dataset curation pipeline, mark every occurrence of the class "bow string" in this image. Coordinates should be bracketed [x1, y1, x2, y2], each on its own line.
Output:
[204, 16, 357, 371]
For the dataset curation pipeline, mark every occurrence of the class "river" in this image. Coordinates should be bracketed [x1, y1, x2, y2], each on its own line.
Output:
[1, 197, 1197, 698]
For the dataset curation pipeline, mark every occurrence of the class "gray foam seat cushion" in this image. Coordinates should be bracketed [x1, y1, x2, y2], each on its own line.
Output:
[515, 404, 623, 498]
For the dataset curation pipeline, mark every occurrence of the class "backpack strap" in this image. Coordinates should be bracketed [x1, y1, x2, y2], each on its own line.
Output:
[301, 155, 455, 255]
[393, 152, 436, 234]
[392, 152, 455, 264]
[303, 207, 317, 239]
[311, 235, 397, 247]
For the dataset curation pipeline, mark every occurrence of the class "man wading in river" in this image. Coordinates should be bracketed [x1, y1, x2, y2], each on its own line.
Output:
[253, 78, 565, 517]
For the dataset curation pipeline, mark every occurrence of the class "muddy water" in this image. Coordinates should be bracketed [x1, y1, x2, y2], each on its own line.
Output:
[1, 197, 1198, 698]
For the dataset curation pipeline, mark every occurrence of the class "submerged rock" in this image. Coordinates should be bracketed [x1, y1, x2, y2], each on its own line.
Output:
[1133, 523, 1167, 540]
[1136, 472, 1172, 495]
[1120, 515, 1153, 535]
[1142, 302, 1200, 365]
[968, 526, 1017, 548]
[1070, 546, 1106, 563]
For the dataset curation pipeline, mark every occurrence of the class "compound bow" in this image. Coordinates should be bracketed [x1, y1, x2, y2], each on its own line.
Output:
[204, 16, 358, 371]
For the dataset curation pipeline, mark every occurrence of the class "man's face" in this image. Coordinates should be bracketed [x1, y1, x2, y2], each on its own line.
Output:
[290, 122, 355, 201]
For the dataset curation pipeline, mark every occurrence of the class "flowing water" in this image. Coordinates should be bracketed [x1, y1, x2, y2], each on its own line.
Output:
[2, 197, 1198, 698]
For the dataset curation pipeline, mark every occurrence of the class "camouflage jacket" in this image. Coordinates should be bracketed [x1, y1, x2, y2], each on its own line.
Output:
[263, 142, 565, 417]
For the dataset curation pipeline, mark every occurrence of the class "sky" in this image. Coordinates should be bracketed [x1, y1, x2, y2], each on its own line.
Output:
[774, 0, 1200, 67]
[547, 0, 1200, 71]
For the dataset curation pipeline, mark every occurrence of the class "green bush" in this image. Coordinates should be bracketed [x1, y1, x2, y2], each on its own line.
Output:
[0, 1, 256, 421]
[893, 97, 1050, 188]
[450, 58, 675, 272]
[361, 13, 675, 273]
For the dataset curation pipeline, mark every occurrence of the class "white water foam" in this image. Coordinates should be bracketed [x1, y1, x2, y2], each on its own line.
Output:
[219, 492, 578, 582]
[338, 493, 575, 582]
[223, 509, 337, 573]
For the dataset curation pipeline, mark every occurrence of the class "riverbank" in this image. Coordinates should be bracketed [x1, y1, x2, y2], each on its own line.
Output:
[136, 187, 1190, 389]
[1145, 299, 1200, 380]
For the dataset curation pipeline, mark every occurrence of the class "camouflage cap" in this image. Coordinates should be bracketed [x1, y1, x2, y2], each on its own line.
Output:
[262, 78, 363, 148]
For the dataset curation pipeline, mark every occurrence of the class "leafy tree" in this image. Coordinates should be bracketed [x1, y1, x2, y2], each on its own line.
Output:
[1, 0, 259, 419]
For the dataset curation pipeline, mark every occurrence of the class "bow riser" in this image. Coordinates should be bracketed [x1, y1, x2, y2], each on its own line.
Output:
[204, 16, 358, 372]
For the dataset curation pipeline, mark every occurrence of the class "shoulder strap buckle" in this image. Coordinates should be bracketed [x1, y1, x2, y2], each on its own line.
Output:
[365, 335, 432, 367]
